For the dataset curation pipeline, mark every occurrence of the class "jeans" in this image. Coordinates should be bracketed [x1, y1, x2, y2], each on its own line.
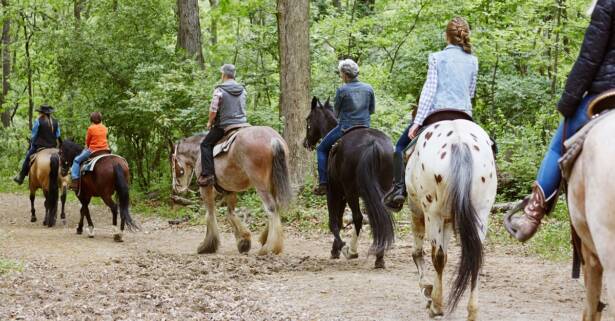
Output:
[71, 149, 92, 179]
[536, 95, 593, 200]
[19, 145, 37, 177]
[395, 124, 412, 154]
[200, 127, 225, 177]
[316, 125, 344, 185]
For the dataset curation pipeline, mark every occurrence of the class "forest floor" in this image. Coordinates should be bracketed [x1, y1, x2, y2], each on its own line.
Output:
[0, 192, 611, 321]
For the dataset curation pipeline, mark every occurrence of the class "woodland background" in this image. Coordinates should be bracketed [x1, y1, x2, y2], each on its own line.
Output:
[0, 0, 589, 257]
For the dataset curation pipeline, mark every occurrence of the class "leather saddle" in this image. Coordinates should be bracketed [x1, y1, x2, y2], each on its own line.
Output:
[422, 108, 474, 127]
[212, 123, 251, 158]
[81, 150, 115, 173]
[588, 89, 615, 116]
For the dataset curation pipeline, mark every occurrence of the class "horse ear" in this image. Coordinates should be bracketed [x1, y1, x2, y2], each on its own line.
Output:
[311, 96, 318, 110]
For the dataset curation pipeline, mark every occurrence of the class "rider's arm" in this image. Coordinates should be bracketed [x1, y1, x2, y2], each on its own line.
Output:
[413, 54, 438, 126]
[368, 88, 375, 115]
[333, 88, 342, 118]
[85, 126, 92, 148]
[207, 88, 223, 128]
[30, 119, 40, 144]
[558, 2, 613, 117]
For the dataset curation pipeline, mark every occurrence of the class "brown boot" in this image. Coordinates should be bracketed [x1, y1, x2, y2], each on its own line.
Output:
[505, 182, 554, 242]
[197, 174, 215, 187]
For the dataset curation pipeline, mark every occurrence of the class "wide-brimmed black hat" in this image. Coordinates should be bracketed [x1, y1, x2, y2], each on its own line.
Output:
[36, 104, 54, 114]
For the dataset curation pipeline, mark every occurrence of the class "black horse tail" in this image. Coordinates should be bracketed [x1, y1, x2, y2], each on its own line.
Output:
[114, 163, 139, 232]
[270, 138, 292, 210]
[47, 153, 60, 226]
[357, 141, 395, 252]
[447, 143, 483, 312]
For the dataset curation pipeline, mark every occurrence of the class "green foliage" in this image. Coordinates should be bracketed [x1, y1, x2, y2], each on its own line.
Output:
[0, 258, 21, 275]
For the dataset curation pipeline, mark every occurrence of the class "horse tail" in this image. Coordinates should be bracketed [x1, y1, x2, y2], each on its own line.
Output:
[270, 138, 292, 210]
[357, 141, 395, 252]
[114, 163, 139, 232]
[447, 143, 483, 312]
[47, 153, 60, 224]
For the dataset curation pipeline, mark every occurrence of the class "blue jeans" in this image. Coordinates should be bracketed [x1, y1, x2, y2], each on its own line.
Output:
[395, 124, 412, 154]
[536, 95, 593, 199]
[316, 125, 344, 184]
[71, 149, 92, 179]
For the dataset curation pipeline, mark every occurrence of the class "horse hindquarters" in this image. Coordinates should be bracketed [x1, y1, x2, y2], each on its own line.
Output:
[356, 141, 394, 267]
[113, 163, 138, 232]
[44, 154, 60, 227]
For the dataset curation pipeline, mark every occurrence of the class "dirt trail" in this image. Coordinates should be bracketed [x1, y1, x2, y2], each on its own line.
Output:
[0, 193, 610, 321]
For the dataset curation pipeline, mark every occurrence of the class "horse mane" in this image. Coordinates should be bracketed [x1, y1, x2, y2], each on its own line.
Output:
[62, 139, 84, 154]
[175, 133, 206, 160]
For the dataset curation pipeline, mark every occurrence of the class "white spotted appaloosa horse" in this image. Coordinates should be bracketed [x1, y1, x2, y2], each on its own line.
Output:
[172, 127, 292, 255]
[406, 119, 497, 320]
[566, 111, 615, 321]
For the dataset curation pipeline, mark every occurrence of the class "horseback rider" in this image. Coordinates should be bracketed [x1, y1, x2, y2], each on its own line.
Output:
[69, 112, 109, 191]
[197, 64, 248, 187]
[13, 104, 61, 185]
[384, 17, 478, 209]
[507, 0, 615, 241]
[313, 59, 376, 196]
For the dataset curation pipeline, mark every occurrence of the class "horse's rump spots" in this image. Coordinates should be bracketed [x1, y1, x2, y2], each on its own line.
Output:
[422, 163, 425, 171]
[447, 131, 453, 137]
[434, 124, 440, 129]
[481, 176, 486, 183]
[423, 141, 427, 148]
[442, 143, 447, 149]
[426, 194, 433, 203]
[425, 132, 433, 140]
[440, 152, 447, 159]
[435, 174, 442, 184]
[473, 145, 480, 152]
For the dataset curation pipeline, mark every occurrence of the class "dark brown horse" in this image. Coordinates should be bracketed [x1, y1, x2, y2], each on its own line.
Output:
[28, 148, 69, 227]
[59, 140, 138, 241]
[304, 97, 395, 268]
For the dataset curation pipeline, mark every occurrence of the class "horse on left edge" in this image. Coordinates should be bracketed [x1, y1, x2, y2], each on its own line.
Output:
[59, 140, 139, 241]
[28, 148, 69, 227]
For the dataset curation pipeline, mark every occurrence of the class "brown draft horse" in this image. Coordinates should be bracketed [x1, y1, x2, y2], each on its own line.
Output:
[28, 148, 68, 227]
[172, 126, 292, 255]
[303, 97, 395, 268]
[59, 140, 138, 241]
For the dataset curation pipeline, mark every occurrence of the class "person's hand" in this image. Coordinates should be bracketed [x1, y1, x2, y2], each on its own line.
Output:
[206, 122, 212, 130]
[407, 124, 421, 140]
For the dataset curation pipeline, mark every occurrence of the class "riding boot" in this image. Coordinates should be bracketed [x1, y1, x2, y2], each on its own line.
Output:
[13, 161, 30, 185]
[384, 151, 407, 210]
[70, 178, 80, 192]
[508, 182, 556, 242]
[313, 183, 327, 196]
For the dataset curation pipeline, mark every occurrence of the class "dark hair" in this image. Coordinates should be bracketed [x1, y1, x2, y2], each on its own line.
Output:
[90, 112, 102, 124]
[447, 17, 472, 54]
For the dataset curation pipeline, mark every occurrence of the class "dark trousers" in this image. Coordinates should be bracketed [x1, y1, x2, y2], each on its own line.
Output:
[200, 127, 225, 177]
[19, 145, 37, 177]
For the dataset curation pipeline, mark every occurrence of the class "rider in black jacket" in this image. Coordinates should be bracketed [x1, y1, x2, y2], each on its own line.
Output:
[507, 0, 615, 241]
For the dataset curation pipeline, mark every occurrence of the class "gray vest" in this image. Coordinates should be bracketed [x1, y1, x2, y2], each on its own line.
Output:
[215, 80, 248, 129]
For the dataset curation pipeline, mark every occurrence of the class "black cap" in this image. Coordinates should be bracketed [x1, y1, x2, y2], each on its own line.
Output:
[36, 104, 54, 114]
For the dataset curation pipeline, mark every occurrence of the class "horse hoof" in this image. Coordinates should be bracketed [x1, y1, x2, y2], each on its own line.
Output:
[87, 227, 94, 238]
[31, 217, 37, 223]
[237, 239, 251, 254]
[429, 307, 443, 318]
[374, 257, 385, 269]
[76, 228, 83, 235]
[341, 246, 358, 259]
[61, 219, 67, 226]
[197, 239, 219, 254]
[113, 234, 124, 242]
[330, 252, 340, 259]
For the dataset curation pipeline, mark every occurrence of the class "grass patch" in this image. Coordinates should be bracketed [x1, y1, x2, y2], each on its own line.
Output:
[0, 258, 22, 275]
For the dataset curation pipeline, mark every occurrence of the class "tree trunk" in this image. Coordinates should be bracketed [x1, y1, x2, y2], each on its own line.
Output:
[332, 0, 341, 8]
[277, 0, 310, 189]
[176, 0, 204, 67]
[0, 0, 10, 128]
[209, 0, 218, 45]
[23, 19, 33, 130]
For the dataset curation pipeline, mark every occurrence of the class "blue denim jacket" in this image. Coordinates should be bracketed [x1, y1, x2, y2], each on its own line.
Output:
[334, 79, 375, 130]
[431, 45, 478, 114]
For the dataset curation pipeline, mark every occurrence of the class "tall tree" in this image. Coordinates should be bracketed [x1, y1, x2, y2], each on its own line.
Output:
[277, 0, 310, 188]
[209, 0, 218, 45]
[176, 0, 204, 66]
[0, 0, 10, 127]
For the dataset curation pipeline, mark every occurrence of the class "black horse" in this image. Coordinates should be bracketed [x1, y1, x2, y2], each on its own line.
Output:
[304, 97, 395, 268]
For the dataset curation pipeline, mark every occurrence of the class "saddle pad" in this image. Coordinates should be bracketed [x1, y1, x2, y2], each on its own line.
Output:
[559, 109, 614, 180]
[82, 154, 122, 172]
[213, 130, 242, 158]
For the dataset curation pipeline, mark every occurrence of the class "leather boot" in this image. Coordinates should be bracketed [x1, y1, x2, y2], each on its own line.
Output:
[313, 183, 327, 196]
[197, 174, 215, 187]
[384, 152, 407, 211]
[508, 182, 555, 242]
[70, 178, 80, 192]
[13, 173, 25, 185]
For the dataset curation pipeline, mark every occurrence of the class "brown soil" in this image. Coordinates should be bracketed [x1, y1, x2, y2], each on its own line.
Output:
[0, 192, 610, 321]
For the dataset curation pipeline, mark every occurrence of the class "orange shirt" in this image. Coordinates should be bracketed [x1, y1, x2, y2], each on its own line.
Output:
[86, 123, 109, 152]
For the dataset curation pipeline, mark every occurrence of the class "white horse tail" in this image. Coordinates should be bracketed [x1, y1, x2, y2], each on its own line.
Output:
[270, 138, 292, 210]
[447, 142, 483, 312]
